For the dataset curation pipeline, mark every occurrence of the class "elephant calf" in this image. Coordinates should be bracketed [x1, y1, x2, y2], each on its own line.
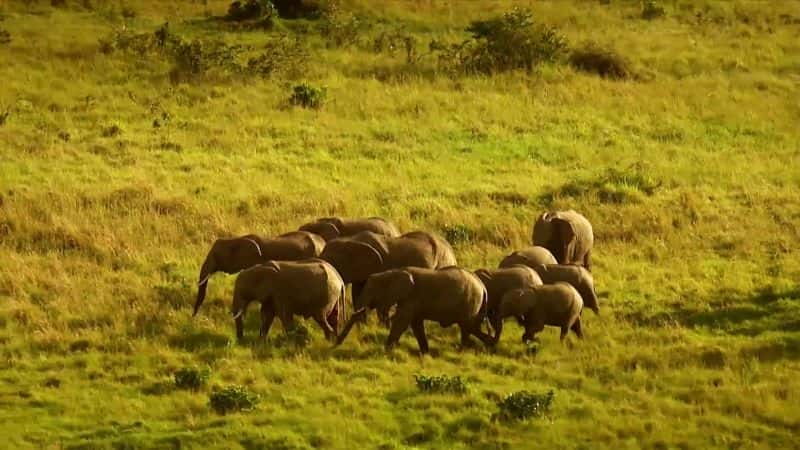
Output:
[336, 267, 493, 354]
[474, 266, 543, 338]
[194, 231, 325, 316]
[498, 246, 557, 269]
[230, 259, 345, 341]
[533, 264, 599, 314]
[497, 282, 584, 344]
[299, 216, 401, 242]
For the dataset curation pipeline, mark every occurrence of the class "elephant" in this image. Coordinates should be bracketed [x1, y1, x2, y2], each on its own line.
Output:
[496, 283, 584, 344]
[299, 216, 401, 242]
[193, 231, 325, 316]
[230, 258, 345, 341]
[498, 246, 557, 269]
[532, 210, 594, 270]
[319, 230, 457, 309]
[533, 264, 599, 315]
[335, 267, 494, 354]
[474, 265, 543, 338]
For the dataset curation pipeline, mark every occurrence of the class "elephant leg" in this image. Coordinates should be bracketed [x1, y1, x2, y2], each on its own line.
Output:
[385, 306, 413, 352]
[491, 316, 504, 344]
[468, 322, 496, 348]
[259, 302, 275, 339]
[351, 282, 367, 324]
[570, 317, 583, 339]
[459, 324, 475, 349]
[560, 326, 569, 342]
[235, 315, 245, 340]
[313, 313, 336, 341]
[411, 320, 429, 355]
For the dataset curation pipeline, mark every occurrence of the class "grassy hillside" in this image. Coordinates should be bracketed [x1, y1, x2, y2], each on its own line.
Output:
[1, 0, 799, 448]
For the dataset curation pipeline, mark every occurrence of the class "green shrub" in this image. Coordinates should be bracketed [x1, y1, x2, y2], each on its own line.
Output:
[434, 8, 567, 75]
[441, 223, 474, 246]
[569, 43, 631, 79]
[209, 385, 260, 414]
[414, 374, 468, 395]
[174, 367, 210, 391]
[493, 390, 554, 422]
[272, 0, 327, 19]
[226, 0, 278, 28]
[290, 83, 327, 109]
[642, 0, 666, 20]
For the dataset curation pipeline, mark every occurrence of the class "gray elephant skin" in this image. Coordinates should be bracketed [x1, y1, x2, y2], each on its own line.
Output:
[497, 282, 584, 344]
[319, 230, 457, 303]
[336, 267, 494, 354]
[299, 216, 401, 242]
[230, 258, 345, 340]
[532, 210, 594, 270]
[194, 231, 325, 316]
[475, 265, 543, 338]
[533, 264, 599, 315]
[498, 246, 557, 269]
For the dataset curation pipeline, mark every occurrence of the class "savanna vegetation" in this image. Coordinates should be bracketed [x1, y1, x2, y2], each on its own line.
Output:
[1, 0, 799, 448]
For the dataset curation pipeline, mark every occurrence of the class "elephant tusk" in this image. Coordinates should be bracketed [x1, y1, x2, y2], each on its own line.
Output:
[232, 310, 244, 320]
[197, 274, 210, 286]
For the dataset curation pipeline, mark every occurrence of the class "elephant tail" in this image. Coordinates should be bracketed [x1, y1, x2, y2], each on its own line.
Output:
[193, 256, 215, 316]
[337, 282, 346, 334]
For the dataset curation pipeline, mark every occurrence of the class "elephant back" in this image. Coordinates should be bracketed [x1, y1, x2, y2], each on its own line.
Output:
[498, 246, 556, 269]
[269, 231, 325, 259]
[396, 231, 457, 269]
[531, 210, 593, 266]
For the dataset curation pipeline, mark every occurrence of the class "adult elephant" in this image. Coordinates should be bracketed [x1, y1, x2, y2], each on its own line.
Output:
[336, 267, 494, 354]
[532, 210, 594, 270]
[193, 231, 325, 316]
[299, 216, 401, 242]
[319, 230, 457, 312]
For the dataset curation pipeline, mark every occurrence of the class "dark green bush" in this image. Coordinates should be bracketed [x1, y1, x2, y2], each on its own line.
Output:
[569, 43, 631, 79]
[209, 385, 260, 414]
[642, 0, 666, 20]
[174, 367, 210, 391]
[272, 0, 326, 19]
[226, 0, 278, 28]
[441, 223, 474, 246]
[0, 29, 10, 45]
[434, 8, 567, 75]
[493, 390, 554, 422]
[290, 83, 327, 109]
[414, 374, 468, 395]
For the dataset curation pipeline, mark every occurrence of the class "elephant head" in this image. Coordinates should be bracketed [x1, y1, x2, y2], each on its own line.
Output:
[299, 219, 341, 241]
[355, 269, 414, 312]
[533, 212, 577, 265]
[194, 235, 264, 316]
[319, 234, 385, 284]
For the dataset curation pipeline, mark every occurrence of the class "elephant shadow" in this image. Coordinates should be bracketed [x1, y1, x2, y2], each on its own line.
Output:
[684, 286, 800, 337]
[168, 330, 231, 352]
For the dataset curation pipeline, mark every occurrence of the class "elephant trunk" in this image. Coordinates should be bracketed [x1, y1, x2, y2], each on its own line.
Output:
[335, 307, 368, 346]
[193, 257, 215, 316]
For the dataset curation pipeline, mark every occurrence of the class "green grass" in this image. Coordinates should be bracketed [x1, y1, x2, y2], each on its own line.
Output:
[1, 0, 799, 448]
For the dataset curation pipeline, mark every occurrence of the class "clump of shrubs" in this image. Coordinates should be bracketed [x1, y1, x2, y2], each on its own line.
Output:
[432, 8, 567, 74]
[641, 0, 666, 20]
[226, 0, 278, 29]
[290, 83, 327, 109]
[492, 390, 554, 422]
[414, 374, 469, 395]
[569, 43, 631, 79]
[98, 23, 308, 82]
[209, 385, 260, 414]
[174, 366, 210, 391]
[272, 0, 327, 19]
[441, 223, 474, 246]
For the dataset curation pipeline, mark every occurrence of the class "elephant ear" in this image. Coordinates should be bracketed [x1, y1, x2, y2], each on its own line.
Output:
[553, 218, 577, 264]
[300, 221, 340, 241]
[474, 268, 492, 283]
[322, 240, 384, 283]
[319, 217, 345, 229]
[532, 211, 553, 246]
[261, 260, 281, 272]
[387, 270, 415, 306]
[499, 289, 531, 319]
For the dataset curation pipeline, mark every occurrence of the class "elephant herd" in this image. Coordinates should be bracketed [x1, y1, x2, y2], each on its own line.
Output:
[191, 212, 598, 354]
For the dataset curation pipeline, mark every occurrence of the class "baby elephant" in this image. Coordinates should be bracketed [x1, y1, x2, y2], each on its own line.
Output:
[474, 266, 543, 338]
[497, 282, 584, 344]
[533, 264, 599, 314]
[336, 267, 493, 354]
[230, 259, 345, 341]
[498, 246, 557, 269]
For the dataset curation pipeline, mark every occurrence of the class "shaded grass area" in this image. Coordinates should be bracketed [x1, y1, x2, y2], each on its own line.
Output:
[1, 0, 800, 448]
